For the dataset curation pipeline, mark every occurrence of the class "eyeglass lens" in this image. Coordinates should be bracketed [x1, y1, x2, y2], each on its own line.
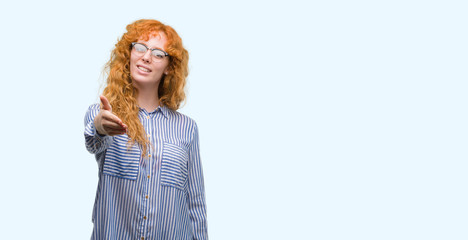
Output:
[133, 43, 166, 60]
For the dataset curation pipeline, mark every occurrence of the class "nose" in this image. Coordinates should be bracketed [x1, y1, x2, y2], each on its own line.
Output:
[142, 50, 152, 63]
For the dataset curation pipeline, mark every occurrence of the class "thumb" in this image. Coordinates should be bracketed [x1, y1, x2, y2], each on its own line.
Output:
[100, 95, 112, 111]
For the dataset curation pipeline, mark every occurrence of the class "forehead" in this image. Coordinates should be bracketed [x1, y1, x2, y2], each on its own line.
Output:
[137, 33, 168, 51]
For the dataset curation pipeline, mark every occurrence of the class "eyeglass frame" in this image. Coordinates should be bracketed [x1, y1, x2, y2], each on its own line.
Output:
[131, 42, 170, 59]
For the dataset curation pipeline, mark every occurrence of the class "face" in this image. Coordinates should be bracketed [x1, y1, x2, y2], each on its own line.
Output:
[130, 32, 170, 89]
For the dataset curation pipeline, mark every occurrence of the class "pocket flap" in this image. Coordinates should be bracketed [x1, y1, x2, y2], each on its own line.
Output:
[103, 135, 141, 180]
[161, 142, 188, 189]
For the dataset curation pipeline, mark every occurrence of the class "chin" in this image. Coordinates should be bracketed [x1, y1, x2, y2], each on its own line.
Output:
[132, 75, 161, 86]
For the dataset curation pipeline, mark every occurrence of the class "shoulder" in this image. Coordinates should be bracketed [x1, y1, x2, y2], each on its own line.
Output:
[85, 103, 101, 116]
[166, 108, 198, 128]
[164, 108, 199, 136]
[84, 103, 101, 123]
[87, 103, 101, 111]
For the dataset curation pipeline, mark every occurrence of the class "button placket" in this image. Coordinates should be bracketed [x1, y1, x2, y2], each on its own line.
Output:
[144, 120, 152, 234]
[141, 112, 151, 239]
[138, 109, 154, 239]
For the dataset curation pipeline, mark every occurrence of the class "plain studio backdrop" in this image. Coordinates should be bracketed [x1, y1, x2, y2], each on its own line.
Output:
[0, 0, 466, 239]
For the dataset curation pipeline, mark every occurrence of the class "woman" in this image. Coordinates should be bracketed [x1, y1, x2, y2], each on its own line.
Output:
[84, 19, 208, 240]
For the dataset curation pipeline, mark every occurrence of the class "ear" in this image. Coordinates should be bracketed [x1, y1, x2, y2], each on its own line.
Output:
[164, 65, 170, 75]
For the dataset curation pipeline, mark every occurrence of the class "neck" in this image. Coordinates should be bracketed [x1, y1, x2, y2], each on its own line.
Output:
[134, 82, 160, 112]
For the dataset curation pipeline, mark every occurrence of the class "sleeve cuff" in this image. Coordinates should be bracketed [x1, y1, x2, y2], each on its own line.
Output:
[85, 121, 113, 145]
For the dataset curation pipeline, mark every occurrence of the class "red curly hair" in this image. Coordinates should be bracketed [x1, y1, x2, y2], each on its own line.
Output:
[102, 19, 189, 155]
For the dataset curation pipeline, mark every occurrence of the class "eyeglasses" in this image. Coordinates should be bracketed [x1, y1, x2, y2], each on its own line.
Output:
[131, 42, 169, 62]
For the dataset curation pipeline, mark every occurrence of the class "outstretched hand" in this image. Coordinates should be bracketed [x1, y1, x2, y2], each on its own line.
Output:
[94, 95, 128, 136]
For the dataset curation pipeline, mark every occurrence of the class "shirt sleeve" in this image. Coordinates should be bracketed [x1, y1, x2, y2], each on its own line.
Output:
[84, 104, 114, 154]
[186, 122, 209, 239]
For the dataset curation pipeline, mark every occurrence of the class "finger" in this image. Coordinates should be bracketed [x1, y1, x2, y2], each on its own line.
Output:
[102, 112, 124, 126]
[100, 95, 112, 111]
[102, 113, 128, 132]
[107, 128, 128, 136]
[102, 120, 127, 131]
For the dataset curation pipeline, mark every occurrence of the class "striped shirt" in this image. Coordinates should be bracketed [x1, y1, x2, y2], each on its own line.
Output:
[84, 103, 208, 240]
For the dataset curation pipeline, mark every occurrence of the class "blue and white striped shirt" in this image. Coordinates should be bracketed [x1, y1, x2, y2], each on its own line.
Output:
[84, 103, 208, 240]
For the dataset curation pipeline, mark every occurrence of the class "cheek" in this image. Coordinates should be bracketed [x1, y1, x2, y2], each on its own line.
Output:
[158, 61, 170, 72]
[129, 56, 138, 74]
[130, 55, 137, 66]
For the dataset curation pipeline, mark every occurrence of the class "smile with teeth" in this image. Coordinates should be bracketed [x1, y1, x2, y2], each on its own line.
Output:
[137, 65, 151, 72]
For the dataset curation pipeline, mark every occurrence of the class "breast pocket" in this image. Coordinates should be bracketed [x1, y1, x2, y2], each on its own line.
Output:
[160, 142, 189, 190]
[103, 135, 141, 180]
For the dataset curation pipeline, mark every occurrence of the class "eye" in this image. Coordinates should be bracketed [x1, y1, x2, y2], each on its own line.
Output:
[134, 44, 147, 52]
[152, 50, 165, 59]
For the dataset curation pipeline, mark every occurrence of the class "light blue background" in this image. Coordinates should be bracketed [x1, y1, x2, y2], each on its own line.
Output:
[0, 0, 466, 239]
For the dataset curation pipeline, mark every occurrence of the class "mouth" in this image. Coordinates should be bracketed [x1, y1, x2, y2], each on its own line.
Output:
[137, 65, 152, 73]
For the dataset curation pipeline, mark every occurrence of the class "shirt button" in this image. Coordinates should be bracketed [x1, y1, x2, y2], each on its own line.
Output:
[141, 237, 144, 240]
[146, 195, 149, 199]
[146, 116, 150, 119]
[143, 216, 147, 220]
[148, 154, 151, 158]
[147, 175, 150, 179]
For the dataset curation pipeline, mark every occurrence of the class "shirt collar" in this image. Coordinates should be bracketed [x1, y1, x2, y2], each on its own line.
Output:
[139, 105, 169, 119]
[158, 105, 170, 119]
